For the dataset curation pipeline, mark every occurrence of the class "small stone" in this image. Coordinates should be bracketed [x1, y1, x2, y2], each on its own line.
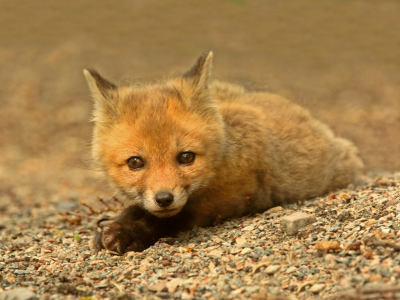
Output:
[0, 288, 38, 300]
[231, 278, 243, 288]
[325, 254, 336, 262]
[57, 283, 78, 295]
[309, 283, 325, 293]
[14, 270, 30, 275]
[56, 200, 79, 212]
[245, 286, 259, 294]
[285, 266, 297, 274]
[240, 248, 252, 255]
[338, 211, 352, 222]
[79, 252, 91, 260]
[208, 249, 223, 257]
[155, 293, 171, 299]
[111, 256, 123, 260]
[94, 281, 108, 289]
[242, 225, 254, 232]
[265, 265, 280, 274]
[229, 248, 241, 254]
[281, 212, 317, 235]
[265, 206, 283, 214]
[166, 278, 183, 293]
[59, 272, 70, 283]
[232, 287, 245, 295]
[116, 293, 131, 300]
[327, 226, 340, 232]
[181, 291, 192, 299]
[12, 236, 33, 248]
[347, 241, 362, 251]
[235, 237, 247, 246]
[148, 281, 167, 293]
[371, 258, 381, 266]
[315, 241, 339, 253]
[386, 199, 399, 208]
[162, 260, 172, 266]
[181, 253, 192, 259]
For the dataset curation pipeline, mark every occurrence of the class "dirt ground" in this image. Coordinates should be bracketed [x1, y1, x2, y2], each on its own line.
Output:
[0, 0, 400, 205]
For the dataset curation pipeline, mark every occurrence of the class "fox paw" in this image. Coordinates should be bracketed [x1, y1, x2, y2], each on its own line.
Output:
[94, 222, 147, 254]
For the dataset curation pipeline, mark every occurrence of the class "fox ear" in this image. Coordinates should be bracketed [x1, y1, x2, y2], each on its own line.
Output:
[83, 69, 117, 101]
[183, 51, 213, 88]
[83, 69, 118, 122]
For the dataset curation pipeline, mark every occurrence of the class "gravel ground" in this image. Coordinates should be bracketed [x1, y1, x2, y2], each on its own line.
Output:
[1, 173, 400, 300]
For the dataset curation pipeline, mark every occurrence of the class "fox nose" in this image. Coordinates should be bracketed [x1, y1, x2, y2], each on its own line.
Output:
[155, 191, 174, 208]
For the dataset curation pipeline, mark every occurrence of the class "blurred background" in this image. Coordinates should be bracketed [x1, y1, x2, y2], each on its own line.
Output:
[1, 0, 399, 208]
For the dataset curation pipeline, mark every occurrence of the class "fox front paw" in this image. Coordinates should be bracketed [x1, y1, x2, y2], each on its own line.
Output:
[94, 222, 148, 254]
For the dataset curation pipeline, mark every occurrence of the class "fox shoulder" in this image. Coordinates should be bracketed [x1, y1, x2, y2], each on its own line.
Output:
[210, 80, 246, 102]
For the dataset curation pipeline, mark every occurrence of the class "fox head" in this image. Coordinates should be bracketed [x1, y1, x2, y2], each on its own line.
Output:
[84, 52, 226, 217]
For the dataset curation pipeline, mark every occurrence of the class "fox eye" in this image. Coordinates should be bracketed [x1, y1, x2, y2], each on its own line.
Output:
[127, 157, 145, 170]
[178, 152, 195, 165]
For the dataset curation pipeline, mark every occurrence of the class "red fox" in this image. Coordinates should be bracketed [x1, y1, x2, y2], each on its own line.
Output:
[84, 52, 363, 254]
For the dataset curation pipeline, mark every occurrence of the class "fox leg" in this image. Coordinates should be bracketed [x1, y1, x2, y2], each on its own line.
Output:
[94, 205, 153, 253]
[94, 205, 193, 253]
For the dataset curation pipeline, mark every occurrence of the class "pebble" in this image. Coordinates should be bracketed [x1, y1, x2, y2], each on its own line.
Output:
[327, 226, 340, 232]
[0, 288, 38, 300]
[14, 270, 30, 275]
[181, 291, 192, 299]
[235, 237, 247, 246]
[245, 286, 260, 294]
[309, 283, 326, 293]
[325, 254, 336, 262]
[148, 281, 167, 293]
[285, 266, 297, 274]
[208, 249, 223, 257]
[162, 260, 172, 266]
[386, 199, 400, 207]
[55, 200, 79, 212]
[281, 212, 317, 235]
[242, 225, 255, 231]
[241, 248, 252, 255]
[12, 236, 33, 247]
[265, 265, 281, 274]
[166, 278, 183, 293]
[156, 293, 171, 299]
[265, 206, 283, 214]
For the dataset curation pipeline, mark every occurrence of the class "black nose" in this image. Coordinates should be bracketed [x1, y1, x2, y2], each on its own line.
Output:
[155, 191, 174, 207]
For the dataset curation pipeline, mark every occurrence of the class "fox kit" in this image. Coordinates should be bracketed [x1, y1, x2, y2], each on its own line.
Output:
[84, 51, 363, 254]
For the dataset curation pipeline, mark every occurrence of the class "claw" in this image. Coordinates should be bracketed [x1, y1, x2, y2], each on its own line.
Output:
[92, 217, 153, 254]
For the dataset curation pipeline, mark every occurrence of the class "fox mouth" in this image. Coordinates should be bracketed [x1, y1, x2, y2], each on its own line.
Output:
[153, 208, 181, 217]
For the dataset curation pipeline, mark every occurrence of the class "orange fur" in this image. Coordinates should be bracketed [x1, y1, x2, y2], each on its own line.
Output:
[84, 52, 364, 228]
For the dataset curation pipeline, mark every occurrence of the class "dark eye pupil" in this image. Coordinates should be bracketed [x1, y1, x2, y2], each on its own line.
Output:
[178, 152, 195, 164]
[127, 157, 144, 170]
